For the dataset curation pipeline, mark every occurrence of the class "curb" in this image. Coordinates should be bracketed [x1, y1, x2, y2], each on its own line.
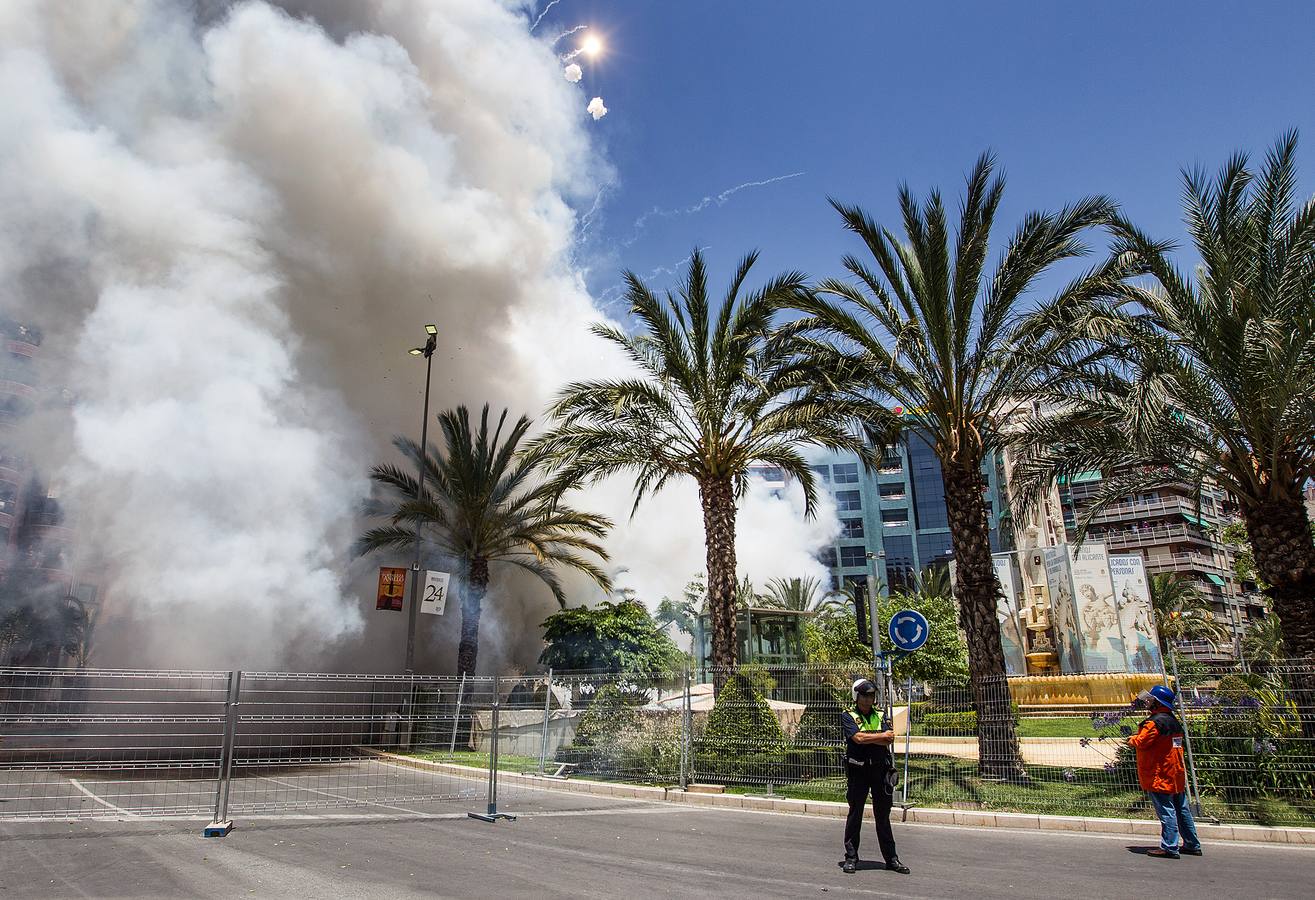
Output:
[365, 751, 1315, 847]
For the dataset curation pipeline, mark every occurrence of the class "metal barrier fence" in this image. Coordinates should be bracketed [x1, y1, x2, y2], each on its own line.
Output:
[4, 660, 1312, 830]
[0, 668, 502, 831]
[530, 658, 1315, 828]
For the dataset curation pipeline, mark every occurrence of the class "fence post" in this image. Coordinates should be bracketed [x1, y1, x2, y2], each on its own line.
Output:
[902, 673, 913, 805]
[1168, 650, 1205, 816]
[204, 670, 242, 838]
[538, 668, 553, 774]
[469, 674, 515, 822]
[449, 673, 467, 754]
[679, 663, 691, 790]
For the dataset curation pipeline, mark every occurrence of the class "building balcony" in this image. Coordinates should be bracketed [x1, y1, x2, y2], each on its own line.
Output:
[1084, 496, 1217, 525]
[6, 339, 38, 357]
[0, 380, 36, 401]
[1095, 523, 1215, 550]
[1143, 550, 1230, 577]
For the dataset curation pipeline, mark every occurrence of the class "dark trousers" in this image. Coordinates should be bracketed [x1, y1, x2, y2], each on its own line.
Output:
[843, 762, 897, 862]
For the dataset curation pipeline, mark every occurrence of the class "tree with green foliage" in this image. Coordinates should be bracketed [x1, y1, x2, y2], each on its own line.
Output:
[534, 250, 874, 671]
[876, 587, 969, 685]
[1011, 133, 1315, 664]
[1242, 613, 1286, 673]
[539, 600, 683, 676]
[1149, 573, 1230, 653]
[785, 153, 1115, 776]
[802, 611, 869, 667]
[357, 405, 612, 676]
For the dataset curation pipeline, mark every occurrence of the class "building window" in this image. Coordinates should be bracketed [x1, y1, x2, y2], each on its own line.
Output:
[841, 517, 865, 539]
[836, 490, 861, 511]
[879, 450, 902, 472]
[908, 433, 949, 530]
[756, 466, 784, 483]
[916, 532, 953, 565]
[883, 534, 914, 591]
[818, 547, 837, 568]
[883, 508, 909, 526]
[879, 482, 906, 501]
[839, 545, 867, 568]
[832, 463, 859, 484]
[811, 465, 830, 484]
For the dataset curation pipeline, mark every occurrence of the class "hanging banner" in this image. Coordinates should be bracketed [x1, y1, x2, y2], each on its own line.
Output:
[1109, 554, 1164, 673]
[1042, 547, 1084, 673]
[1067, 543, 1127, 672]
[991, 552, 1027, 676]
[420, 570, 451, 616]
[376, 567, 407, 611]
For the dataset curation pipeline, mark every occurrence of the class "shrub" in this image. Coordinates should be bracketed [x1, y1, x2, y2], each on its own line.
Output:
[692, 673, 787, 783]
[923, 711, 977, 735]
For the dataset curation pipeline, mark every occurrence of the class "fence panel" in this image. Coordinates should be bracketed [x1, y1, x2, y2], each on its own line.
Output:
[223, 672, 494, 816]
[0, 668, 230, 818]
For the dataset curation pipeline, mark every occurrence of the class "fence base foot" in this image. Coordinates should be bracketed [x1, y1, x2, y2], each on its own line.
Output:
[467, 811, 517, 823]
[203, 821, 234, 838]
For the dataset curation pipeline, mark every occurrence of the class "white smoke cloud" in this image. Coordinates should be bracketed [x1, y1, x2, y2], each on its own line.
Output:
[563, 62, 582, 82]
[587, 96, 608, 120]
[0, 0, 834, 672]
[604, 476, 840, 609]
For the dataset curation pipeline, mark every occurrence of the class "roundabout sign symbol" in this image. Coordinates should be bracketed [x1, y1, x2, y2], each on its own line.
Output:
[888, 609, 929, 652]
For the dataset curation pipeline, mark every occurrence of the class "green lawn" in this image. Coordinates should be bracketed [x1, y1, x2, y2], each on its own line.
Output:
[908, 717, 1141, 738]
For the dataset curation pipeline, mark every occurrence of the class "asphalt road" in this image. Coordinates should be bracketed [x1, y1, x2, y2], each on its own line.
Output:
[3, 796, 1312, 899]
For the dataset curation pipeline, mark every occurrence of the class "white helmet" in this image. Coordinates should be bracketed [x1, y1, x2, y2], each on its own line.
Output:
[852, 678, 878, 701]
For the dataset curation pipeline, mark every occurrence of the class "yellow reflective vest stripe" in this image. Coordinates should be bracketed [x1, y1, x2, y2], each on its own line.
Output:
[848, 709, 884, 732]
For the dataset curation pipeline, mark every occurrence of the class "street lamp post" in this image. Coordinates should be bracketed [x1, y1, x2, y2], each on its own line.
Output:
[404, 325, 438, 676]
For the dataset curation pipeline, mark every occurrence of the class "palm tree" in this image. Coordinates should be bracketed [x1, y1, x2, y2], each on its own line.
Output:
[762, 576, 824, 611]
[357, 405, 612, 676]
[1010, 133, 1315, 664]
[1149, 574, 1230, 653]
[785, 154, 1116, 777]
[535, 250, 874, 671]
[1241, 613, 1285, 673]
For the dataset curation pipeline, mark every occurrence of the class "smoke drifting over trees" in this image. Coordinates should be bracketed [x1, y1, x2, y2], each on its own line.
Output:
[0, 1, 837, 672]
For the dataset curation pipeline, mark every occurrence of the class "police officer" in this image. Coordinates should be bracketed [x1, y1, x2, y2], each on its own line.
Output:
[840, 678, 908, 875]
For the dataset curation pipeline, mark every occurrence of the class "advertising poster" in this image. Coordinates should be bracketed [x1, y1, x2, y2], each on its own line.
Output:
[991, 552, 1027, 675]
[1109, 554, 1164, 673]
[1067, 543, 1127, 672]
[376, 566, 406, 611]
[1042, 547, 1084, 673]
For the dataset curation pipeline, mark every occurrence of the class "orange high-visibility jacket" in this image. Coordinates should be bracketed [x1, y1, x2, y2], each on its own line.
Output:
[1127, 710, 1187, 794]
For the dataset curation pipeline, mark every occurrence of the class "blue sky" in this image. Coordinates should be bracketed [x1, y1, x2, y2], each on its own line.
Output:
[534, 1, 1315, 309]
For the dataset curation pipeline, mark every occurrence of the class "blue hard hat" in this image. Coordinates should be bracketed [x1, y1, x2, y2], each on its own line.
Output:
[1147, 685, 1177, 708]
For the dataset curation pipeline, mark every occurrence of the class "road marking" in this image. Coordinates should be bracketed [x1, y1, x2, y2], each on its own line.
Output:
[66, 779, 139, 818]
[253, 774, 434, 817]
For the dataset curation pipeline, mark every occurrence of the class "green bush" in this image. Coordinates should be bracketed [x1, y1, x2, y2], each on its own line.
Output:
[692, 674, 787, 783]
[923, 711, 977, 735]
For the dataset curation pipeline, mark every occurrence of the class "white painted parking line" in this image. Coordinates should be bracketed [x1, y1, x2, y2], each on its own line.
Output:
[254, 774, 433, 817]
[67, 778, 139, 818]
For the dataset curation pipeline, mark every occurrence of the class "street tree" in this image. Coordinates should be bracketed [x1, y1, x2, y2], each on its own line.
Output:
[357, 405, 612, 676]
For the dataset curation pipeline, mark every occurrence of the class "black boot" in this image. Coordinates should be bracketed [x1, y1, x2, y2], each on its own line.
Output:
[842, 857, 857, 874]
[886, 857, 910, 874]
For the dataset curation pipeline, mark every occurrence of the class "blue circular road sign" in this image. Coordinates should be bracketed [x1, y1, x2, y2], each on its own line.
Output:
[888, 609, 929, 652]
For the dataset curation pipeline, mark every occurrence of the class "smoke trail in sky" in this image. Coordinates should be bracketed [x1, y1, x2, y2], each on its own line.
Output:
[623, 171, 806, 246]
[529, 0, 563, 33]
[553, 24, 589, 46]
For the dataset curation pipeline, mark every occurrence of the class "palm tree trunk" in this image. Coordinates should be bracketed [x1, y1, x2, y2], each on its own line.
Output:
[699, 476, 739, 678]
[1240, 492, 1315, 660]
[1239, 491, 1315, 738]
[456, 556, 488, 677]
[942, 460, 1025, 780]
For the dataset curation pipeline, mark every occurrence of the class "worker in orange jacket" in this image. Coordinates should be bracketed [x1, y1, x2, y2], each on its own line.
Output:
[1127, 685, 1202, 859]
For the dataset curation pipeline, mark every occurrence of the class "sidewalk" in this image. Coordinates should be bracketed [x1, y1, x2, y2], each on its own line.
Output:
[369, 750, 1315, 846]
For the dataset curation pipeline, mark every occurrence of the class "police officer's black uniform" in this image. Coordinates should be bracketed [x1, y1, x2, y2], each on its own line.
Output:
[840, 684, 908, 874]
